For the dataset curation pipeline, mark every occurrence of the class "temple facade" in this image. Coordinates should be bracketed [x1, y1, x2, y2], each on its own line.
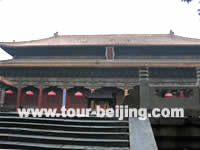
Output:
[0, 33, 200, 114]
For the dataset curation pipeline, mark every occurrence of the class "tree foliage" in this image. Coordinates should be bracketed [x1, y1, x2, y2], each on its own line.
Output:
[182, 0, 200, 15]
[182, 0, 193, 3]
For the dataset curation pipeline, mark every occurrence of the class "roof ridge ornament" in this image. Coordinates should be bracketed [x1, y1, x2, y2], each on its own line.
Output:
[53, 32, 59, 38]
[169, 30, 175, 37]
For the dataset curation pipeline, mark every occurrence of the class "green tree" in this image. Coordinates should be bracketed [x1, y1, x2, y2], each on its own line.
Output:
[182, 0, 200, 15]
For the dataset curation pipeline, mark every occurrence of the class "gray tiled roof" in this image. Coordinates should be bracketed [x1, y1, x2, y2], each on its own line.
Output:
[1, 34, 200, 46]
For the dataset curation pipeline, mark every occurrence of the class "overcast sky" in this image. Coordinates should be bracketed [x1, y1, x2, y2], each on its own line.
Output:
[0, 0, 200, 60]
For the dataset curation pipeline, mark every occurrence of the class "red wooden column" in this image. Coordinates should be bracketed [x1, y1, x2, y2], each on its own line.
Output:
[38, 85, 43, 110]
[65, 87, 68, 108]
[16, 86, 22, 110]
[66, 87, 71, 109]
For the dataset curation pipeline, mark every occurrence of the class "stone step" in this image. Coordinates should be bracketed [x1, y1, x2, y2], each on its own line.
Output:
[0, 112, 127, 120]
[0, 141, 129, 150]
[0, 116, 128, 126]
[0, 112, 130, 149]
[0, 127, 129, 139]
[0, 133, 129, 147]
[0, 121, 128, 132]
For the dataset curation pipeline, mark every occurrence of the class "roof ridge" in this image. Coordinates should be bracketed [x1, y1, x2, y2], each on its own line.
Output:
[0, 34, 170, 44]
[1, 34, 200, 47]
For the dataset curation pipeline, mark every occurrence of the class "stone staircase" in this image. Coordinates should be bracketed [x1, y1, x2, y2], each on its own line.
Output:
[0, 112, 130, 150]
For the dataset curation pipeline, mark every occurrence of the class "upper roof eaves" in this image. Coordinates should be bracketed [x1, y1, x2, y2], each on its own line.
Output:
[1, 34, 200, 47]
